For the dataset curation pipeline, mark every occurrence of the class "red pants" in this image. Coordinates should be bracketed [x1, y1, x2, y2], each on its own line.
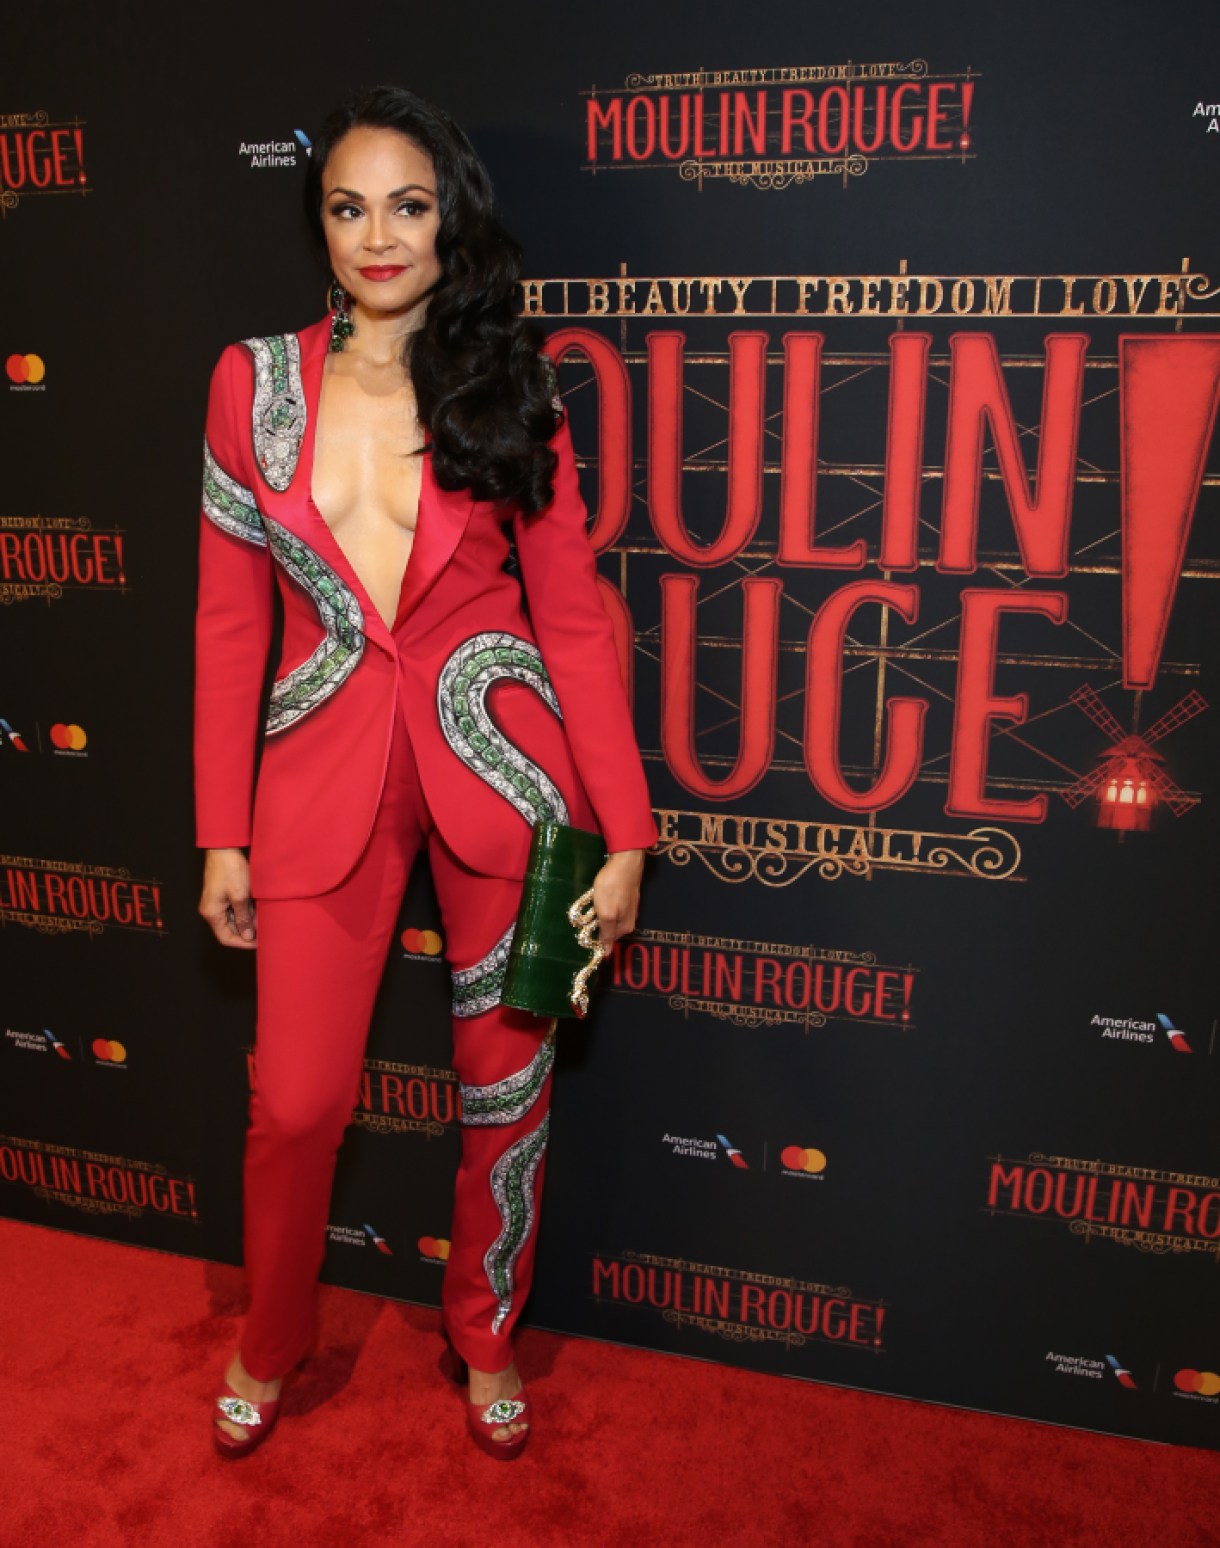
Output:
[240, 698, 569, 1380]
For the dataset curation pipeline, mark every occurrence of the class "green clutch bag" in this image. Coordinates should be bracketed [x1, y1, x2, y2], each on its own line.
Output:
[501, 822, 608, 1020]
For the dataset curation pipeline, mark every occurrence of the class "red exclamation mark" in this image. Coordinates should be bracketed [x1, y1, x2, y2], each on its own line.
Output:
[114, 533, 126, 585]
[152, 883, 163, 928]
[74, 127, 86, 185]
[1120, 337, 1220, 688]
[900, 972, 914, 1023]
[873, 1306, 887, 1347]
[186, 1180, 198, 1218]
[958, 81, 975, 151]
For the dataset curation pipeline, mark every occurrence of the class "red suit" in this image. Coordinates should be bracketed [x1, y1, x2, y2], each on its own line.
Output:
[195, 315, 656, 1380]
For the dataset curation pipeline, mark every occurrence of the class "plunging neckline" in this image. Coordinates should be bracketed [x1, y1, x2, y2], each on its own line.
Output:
[306, 490, 419, 633]
[308, 363, 424, 634]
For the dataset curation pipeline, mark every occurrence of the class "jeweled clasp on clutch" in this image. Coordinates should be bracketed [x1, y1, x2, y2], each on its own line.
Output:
[566, 887, 607, 1018]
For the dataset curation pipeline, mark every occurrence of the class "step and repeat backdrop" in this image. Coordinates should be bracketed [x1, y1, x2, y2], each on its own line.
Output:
[2, 1, 1218, 1449]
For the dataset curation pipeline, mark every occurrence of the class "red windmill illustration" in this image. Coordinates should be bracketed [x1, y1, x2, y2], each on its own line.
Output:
[1061, 685, 1207, 832]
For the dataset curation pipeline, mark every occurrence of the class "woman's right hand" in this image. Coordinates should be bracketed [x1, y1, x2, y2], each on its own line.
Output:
[199, 847, 257, 949]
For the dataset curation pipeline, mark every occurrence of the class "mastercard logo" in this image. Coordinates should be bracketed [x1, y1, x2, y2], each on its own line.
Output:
[92, 1038, 127, 1063]
[401, 927, 443, 956]
[417, 1236, 451, 1261]
[6, 353, 46, 385]
[781, 1145, 827, 1174]
[1174, 1369, 1220, 1395]
[50, 723, 87, 751]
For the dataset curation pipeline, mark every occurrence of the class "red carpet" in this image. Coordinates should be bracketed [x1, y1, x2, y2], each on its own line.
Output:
[2, 1219, 1215, 1548]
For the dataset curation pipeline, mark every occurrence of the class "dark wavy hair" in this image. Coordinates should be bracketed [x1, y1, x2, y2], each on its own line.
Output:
[305, 86, 559, 513]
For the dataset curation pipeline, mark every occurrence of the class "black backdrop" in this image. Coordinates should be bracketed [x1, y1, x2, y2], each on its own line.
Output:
[3, 0, 1219, 1449]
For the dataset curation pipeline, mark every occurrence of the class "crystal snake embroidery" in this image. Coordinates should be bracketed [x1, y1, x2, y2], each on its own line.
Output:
[245, 334, 306, 492]
[437, 633, 569, 828]
[460, 1029, 556, 1125]
[263, 517, 365, 735]
[201, 441, 266, 547]
[485, 1114, 549, 1335]
[451, 924, 516, 1019]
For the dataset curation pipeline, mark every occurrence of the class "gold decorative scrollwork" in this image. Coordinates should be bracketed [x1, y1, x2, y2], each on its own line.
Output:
[921, 829, 1022, 880]
[1183, 271, 1218, 302]
[814, 852, 871, 881]
[353, 1113, 445, 1138]
[661, 1309, 763, 1343]
[667, 994, 827, 1029]
[0, 582, 64, 603]
[661, 840, 825, 888]
[34, 1187, 140, 1220]
[1068, 1219, 1175, 1254]
[728, 166, 816, 192]
[656, 822, 1021, 886]
[354, 1114, 404, 1135]
[22, 915, 102, 937]
[681, 157, 869, 191]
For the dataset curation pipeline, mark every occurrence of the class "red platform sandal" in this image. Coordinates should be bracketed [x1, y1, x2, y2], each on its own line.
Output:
[445, 1337, 532, 1461]
[465, 1388, 532, 1461]
[212, 1380, 282, 1460]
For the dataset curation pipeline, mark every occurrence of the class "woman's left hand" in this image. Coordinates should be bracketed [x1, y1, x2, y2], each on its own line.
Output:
[592, 849, 645, 950]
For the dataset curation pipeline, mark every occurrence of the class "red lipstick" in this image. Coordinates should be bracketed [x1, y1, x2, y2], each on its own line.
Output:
[357, 265, 406, 281]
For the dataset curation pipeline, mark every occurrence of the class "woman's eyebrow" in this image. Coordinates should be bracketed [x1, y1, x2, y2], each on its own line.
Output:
[325, 183, 435, 200]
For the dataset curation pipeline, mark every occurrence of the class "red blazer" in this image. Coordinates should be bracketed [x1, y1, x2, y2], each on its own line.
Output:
[195, 316, 656, 898]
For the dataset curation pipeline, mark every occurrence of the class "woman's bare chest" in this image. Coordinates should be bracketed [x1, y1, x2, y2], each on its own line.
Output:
[309, 364, 425, 629]
[311, 369, 423, 537]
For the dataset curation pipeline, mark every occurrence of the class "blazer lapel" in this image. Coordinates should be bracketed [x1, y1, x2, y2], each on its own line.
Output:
[394, 459, 475, 624]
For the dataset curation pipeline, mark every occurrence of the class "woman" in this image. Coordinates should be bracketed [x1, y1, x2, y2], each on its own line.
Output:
[195, 85, 655, 1462]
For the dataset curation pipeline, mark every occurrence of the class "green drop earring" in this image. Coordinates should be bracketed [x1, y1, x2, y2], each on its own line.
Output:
[328, 279, 355, 352]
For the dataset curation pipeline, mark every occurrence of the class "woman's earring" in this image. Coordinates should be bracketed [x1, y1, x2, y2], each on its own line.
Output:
[328, 279, 355, 352]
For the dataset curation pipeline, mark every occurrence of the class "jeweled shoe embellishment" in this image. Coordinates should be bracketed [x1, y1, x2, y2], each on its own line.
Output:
[212, 1378, 282, 1459]
[216, 1396, 263, 1427]
[480, 1398, 527, 1425]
